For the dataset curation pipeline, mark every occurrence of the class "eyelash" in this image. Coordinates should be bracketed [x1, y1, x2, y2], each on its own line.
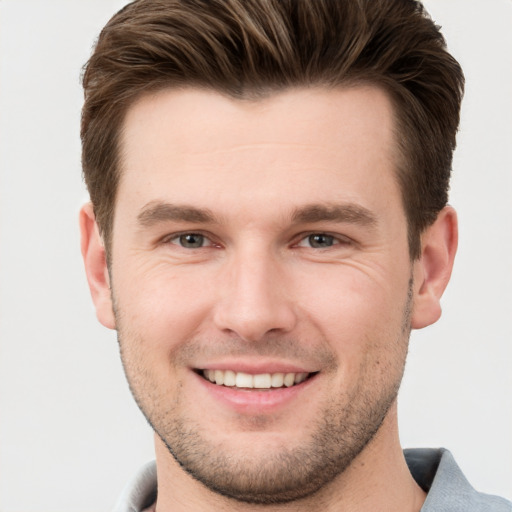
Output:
[164, 232, 217, 249]
[295, 233, 351, 249]
[163, 231, 352, 250]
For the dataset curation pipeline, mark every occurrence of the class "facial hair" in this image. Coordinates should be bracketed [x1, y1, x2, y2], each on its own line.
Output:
[115, 280, 413, 505]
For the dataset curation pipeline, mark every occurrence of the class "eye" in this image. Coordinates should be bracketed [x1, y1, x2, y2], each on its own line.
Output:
[296, 233, 349, 249]
[307, 234, 334, 248]
[168, 233, 211, 249]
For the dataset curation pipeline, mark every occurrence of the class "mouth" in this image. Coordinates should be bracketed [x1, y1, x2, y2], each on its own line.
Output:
[198, 369, 317, 389]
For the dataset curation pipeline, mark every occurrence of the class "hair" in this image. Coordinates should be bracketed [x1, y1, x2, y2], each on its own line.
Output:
[81, 0, 464, 260]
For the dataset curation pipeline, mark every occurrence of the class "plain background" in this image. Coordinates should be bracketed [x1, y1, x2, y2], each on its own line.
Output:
[0, 1, 511, 511]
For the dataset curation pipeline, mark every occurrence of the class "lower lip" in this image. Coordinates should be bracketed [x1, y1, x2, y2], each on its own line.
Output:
[193, 371, 318, 414]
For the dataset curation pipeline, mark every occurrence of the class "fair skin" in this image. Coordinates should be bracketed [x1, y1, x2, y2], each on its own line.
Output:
[81, 86, 457, 511]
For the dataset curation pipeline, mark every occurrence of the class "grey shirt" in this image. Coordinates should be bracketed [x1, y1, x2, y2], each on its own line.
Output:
[113, 448, 511, 511]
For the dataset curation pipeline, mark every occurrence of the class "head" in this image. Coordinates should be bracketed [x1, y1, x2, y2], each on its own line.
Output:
[81, 0, 463, 262]
[80, 0, 462, 506]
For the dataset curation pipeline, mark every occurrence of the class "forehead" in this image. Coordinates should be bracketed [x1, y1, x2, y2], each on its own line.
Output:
[117, 86, 400, 221]
[121, 85, 396, 156]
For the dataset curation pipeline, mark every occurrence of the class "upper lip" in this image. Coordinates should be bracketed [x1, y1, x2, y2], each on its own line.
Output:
[193, 359, 318, 375]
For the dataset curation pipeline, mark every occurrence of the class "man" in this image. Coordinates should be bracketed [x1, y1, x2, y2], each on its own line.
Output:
[79, 0, 511, 511]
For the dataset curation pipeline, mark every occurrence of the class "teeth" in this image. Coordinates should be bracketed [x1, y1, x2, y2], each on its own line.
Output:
[235, 372, 253, 388]
[283, 373, 295, 387]
[294, 372, 308, 384]
[202, 369, 311, 389]
[214, 370, 224, 385]
[271, 373, 284, 387]
[253, 373, 272, 389]
[223, 370, 236, 387]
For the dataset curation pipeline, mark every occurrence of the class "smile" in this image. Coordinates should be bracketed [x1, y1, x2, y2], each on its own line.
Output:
[200, 369, 314, 389]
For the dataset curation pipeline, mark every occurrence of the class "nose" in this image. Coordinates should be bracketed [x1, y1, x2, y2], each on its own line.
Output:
[213, 248, 297, 342]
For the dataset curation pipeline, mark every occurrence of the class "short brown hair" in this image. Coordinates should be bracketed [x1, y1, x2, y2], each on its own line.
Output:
[81, 0, 464, 259]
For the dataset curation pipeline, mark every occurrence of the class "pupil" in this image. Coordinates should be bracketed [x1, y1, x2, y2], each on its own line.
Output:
[309, 234, 333, 248]
[180, 234, 203, 248]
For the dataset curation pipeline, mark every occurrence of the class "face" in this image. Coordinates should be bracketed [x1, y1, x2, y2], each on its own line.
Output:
[109, 86, 415, 503]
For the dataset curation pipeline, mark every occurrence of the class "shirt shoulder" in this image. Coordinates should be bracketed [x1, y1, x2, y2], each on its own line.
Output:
[113, 451, 511, 511]
[112, 460, 157, 512]
[405, 448, 512, 512]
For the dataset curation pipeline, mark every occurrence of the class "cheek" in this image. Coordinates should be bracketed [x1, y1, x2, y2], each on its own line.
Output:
[294, 264, 411, 362]
[113, 260, 217, 354]
[297, 263, 407, 325]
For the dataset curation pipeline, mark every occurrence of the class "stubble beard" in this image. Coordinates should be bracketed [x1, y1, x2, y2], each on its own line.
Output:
[115, 282, 413, 505]
[153, 383, 401, 505]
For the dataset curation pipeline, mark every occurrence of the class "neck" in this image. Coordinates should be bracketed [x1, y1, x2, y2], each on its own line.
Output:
[153, 403, 426, 512]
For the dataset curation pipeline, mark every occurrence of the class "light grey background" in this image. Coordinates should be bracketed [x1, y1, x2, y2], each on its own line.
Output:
[0, 1, 511, 511]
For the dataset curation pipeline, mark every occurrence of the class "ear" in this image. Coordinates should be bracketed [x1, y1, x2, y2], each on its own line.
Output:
[79, 203, 116, 329]
[411, 206, 458, 330]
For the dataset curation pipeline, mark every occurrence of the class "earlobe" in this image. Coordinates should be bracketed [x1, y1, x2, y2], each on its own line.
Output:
[411, 206, 458, 330]
[79, 203, 116, 330]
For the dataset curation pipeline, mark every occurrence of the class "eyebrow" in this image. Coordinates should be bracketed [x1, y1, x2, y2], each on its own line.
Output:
[291, 203, 377, 227]
[137, 201, 215, 226]
[136, 200, 377, 228]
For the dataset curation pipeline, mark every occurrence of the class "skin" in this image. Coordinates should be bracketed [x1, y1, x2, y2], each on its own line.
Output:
[81, 86, 457, 511]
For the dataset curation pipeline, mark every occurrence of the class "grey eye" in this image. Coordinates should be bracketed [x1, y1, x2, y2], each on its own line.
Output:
[178, 233, 205, 248]
[307, 234, 335, 248]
